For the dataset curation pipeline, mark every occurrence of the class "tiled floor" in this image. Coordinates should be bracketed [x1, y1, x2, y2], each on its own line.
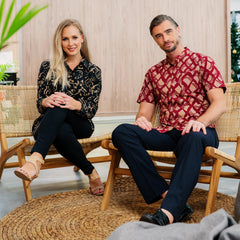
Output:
[0, 117, 239, 219]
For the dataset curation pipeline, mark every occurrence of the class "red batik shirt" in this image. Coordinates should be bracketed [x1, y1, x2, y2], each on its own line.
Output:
[137, 48, 226, 133]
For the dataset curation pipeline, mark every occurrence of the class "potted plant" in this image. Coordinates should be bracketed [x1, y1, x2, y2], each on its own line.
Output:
[0, 63, 11, 81]
[0, 0, 48, 82]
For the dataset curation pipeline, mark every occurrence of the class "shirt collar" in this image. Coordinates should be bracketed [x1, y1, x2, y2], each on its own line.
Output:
[81, 57, 90, 69]
[164, 47, 190, 65]
[64, 57, 90, 71]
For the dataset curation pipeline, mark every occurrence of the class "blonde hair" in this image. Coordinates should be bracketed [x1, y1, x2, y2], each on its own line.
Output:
[46, 19, 91, 89]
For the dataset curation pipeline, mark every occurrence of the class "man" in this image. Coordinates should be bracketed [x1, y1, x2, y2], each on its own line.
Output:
[112, 15, 226, 226]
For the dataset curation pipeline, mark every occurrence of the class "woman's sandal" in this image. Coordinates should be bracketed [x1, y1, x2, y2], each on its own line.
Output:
[14, 156, 44, 182]
[89, 177, 105, 196]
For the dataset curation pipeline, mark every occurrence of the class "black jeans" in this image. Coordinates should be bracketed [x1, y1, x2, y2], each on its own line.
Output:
[31, 107, 94, 175]
[112, 124, 219, 221]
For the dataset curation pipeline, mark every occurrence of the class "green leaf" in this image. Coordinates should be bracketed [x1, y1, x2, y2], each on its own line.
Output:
[0, 63, 12, 82]
[1, 0, 15, 41]
[2, 3, 31, 41]
[4, 4, 47, 42]
[0, 0, 6, 28]
[8, 3, 31, 28]
[0, 1, 48, 50]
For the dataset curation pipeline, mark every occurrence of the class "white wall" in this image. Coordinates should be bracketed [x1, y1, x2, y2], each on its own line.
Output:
[231, 0, 240, 11]
[20, 0, 229, 115]
[231, 0, 240, 25]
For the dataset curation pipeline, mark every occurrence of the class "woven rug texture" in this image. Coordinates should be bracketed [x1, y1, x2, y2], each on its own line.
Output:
[0, 177, 235, 240]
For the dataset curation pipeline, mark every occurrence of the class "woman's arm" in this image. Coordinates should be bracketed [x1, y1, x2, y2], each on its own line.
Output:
[75, 66, 102, 119]
[36, 61, 54, 113]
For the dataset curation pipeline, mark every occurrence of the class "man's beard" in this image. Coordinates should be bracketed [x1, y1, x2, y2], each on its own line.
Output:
[163, 38, 180, 53]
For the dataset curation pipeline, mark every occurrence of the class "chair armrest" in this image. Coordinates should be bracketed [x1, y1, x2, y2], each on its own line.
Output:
[205, 146, 235, 162]
[0, 138, 31, 168]
[101, 139, 118, 151]
[79, 132, 112, 144]
[5, 138, 31, 155]
[205, 146, 240, 173]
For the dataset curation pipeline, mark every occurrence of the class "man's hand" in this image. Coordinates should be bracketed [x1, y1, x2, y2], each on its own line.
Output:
[134, 116, 153, 132]
[182, 120, 207, 135]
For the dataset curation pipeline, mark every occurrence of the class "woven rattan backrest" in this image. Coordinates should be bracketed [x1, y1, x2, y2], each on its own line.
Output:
[0, 85, 39, 138]
[216, 83, 240, 142]
[151, 83, 240, 142]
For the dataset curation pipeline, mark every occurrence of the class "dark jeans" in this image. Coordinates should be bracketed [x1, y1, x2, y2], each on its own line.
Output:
[112, 124, 219, 221]
[31, 107, 94, 175]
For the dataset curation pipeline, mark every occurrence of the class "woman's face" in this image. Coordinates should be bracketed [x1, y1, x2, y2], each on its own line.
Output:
[61, 25, 84, 58]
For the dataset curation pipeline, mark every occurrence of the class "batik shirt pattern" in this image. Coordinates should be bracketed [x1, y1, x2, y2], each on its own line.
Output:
[137, 48, 226, 133]
[32, 58, 101, 135]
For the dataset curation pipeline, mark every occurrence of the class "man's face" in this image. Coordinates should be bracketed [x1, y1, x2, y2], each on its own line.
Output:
[152, 20, 181, 53]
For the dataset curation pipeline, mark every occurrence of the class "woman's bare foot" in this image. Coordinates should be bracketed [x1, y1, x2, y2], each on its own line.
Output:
[14, 152, 44, 181]
[88, 168, 104, 196]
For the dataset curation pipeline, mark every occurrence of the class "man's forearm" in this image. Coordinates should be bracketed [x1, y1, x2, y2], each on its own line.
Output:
[197, 99, 227, 127]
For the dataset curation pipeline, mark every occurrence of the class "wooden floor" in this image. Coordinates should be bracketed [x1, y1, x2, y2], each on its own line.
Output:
[0, 117, 239, 219]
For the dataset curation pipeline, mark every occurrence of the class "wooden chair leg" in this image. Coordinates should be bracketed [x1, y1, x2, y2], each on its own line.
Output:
[17, 148, 33, 201]
[204, 158, 223, 216]
[0, 134, 8, 179]
[100, 149, 121, 210]
[0, 155, 6, 179]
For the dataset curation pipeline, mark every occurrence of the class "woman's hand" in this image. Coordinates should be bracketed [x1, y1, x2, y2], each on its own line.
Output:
[42, 92, 81, 111]
[42, 94, 59, 108]
[53, 92, 82, 111]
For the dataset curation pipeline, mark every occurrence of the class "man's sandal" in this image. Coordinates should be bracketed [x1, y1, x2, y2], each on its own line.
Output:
[14, 157, 44, 181]
[89, 178, 105, 196]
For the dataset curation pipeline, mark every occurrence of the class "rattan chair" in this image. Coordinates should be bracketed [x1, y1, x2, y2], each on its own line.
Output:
[0, 85, 111, 201]
[100, 83, 240, 216]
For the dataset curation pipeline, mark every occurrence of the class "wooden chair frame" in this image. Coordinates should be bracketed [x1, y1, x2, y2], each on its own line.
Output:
[0, 85, 111, 201]
[100, 83, 240, 216]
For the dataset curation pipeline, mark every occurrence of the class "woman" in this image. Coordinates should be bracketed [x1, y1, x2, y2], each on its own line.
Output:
[14, 19, 104, 196]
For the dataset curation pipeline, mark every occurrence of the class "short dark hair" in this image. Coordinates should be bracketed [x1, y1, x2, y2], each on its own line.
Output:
[149, 15, 179, 35]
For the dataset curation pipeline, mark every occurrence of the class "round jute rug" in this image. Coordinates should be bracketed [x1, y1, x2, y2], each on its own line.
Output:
[0, 177, 235, 240]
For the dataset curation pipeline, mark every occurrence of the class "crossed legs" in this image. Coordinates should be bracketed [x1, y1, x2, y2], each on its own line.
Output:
[14, 107, 104, 195]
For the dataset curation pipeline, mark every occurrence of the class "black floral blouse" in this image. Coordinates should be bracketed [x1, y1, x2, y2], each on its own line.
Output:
[32, 58, 102, 135]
